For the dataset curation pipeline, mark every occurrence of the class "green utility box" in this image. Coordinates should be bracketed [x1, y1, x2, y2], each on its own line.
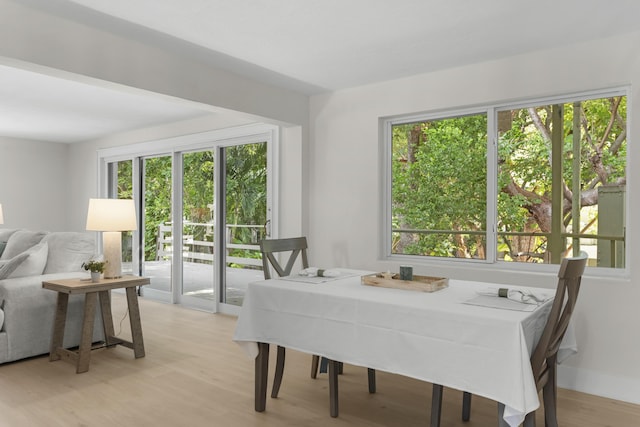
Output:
[597, 185, 625, 268]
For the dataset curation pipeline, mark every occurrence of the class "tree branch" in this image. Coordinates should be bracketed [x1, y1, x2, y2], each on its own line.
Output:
[528, 107, 551, 141]
[610, 128, 626, 154]
[599, 97, 622, 150]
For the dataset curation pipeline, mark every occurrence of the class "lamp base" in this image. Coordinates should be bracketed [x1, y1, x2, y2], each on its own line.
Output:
[103, 231, 122, 279]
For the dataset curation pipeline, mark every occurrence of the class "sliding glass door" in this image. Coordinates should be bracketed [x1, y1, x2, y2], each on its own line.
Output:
[222, 142, 268, 306]
[181, 150, 215, 304]
[141, 155, 173, 299]
[101, 125, 277, 313]
[177, 142, 268, 307]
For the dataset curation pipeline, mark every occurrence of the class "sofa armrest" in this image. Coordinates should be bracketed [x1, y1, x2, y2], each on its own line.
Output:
[0, 267, 109, 364]
[0, 272, 88, 336]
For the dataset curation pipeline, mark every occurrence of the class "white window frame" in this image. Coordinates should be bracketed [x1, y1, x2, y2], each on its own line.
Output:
[381, 87, 630, 279]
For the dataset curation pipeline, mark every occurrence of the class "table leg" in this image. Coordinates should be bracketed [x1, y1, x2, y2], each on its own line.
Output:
[430, 384, 443, 427]
[462, 392, 472, 421]
[77, 292, 98, 373]
[49, 293, 69, 361]
[329, 359, 339, 417]
[98, 290, 116, 346]
[126, 286, 145, 358]
[368, 368, 376, 393]
[255, 342, 269, 412]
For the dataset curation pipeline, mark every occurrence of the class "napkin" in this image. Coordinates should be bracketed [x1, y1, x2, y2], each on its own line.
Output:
[299, 267, 341, 278]
[477, 287, 551, 305]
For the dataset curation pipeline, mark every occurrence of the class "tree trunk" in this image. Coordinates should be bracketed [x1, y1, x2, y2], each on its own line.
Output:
[396, 124, 423, 254]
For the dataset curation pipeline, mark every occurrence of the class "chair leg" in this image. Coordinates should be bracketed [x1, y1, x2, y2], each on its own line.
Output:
[319, 356, 329, 373]
[367, 368, 376, 393]
[255, 342, 269, 412]
[319, 357, 343, 375]
[329, 360, 340, 417]
[271, 345, 286, 398]
[311, 355, 320, 379]
[543, 362, 559, 427]
[431, 384, 443, 427]
[462, 391, 472, 421]
[523, 411, 536, 427]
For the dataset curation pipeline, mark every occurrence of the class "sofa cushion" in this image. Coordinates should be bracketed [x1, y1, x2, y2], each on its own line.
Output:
[0, 229, 19, 258]
[0, 308, 4, 331]
[0, 230, 46, 260]
[0, 252, 30, 279]
[42, 232, 95, 274]
[0, 229, 19, 243]
[8, 242, 48, 279]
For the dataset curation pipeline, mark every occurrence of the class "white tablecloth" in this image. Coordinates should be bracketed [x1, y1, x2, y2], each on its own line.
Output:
[233, 269, 574, 426]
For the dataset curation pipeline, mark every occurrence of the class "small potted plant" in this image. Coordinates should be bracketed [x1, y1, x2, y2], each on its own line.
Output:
[82, 259, 106, 283]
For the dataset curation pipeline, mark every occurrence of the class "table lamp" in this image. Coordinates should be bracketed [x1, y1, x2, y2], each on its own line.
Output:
[86, 198, 137, 279]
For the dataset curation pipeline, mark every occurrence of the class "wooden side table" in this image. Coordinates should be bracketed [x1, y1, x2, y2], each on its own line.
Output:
[42, 275, 150, 373]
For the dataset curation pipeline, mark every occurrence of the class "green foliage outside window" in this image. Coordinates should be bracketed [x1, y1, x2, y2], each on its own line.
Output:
[392, 114, 487, 258]
[225, 143, 267, 265]
[391, 94, 627, 266]
[115, 143, 267, 264]
[144, 156, 172, 261]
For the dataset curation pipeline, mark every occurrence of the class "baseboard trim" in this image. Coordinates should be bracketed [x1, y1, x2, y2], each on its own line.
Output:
[558, 365, 640, 405]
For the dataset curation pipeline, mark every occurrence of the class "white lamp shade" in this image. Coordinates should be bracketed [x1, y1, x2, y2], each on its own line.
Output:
[86, 198, 137, 231]
[0, 204, 3, 224]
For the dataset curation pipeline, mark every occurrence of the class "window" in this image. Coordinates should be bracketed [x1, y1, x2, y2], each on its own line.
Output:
[386, 90, 627, 270]
[391, 113, 488, 259]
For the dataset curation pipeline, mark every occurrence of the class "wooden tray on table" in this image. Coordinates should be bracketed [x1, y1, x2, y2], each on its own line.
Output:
[361, 273, 448, 293]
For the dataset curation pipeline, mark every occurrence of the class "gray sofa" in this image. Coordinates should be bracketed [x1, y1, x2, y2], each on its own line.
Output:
[0, 229, 104, 364]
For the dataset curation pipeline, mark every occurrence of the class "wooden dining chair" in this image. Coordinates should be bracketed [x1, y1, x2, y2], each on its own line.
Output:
[259, 237, 320, 398]
[260, 237, 376, 417]
[431, 252, 588, 427]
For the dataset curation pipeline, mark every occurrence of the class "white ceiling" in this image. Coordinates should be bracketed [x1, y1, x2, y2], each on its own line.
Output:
[0, 64, 214, 143]
[64, 0, 640, 91]
[5, 0, 640, 143]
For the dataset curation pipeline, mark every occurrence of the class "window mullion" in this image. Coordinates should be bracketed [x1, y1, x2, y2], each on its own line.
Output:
[550, 104, 564, 264]
[486, 109, 498, 263]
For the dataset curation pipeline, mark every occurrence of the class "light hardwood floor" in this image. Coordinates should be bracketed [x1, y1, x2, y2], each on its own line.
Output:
[0, 293, 638, 427]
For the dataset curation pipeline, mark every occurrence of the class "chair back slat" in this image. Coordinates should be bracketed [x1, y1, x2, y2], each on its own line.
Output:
[260, 237, 309, 279]
[530, 252, 587, 387]
[547, 303, 576, 356]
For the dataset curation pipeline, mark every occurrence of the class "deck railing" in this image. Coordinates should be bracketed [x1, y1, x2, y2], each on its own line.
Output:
[156, 222, 264, 268]
[392, 228, 625, 267]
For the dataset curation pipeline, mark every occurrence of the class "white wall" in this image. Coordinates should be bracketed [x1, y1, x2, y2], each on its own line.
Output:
[0, 137, 70, 230]
[279, 126, 304, 239]
[308, 32, 640, 404]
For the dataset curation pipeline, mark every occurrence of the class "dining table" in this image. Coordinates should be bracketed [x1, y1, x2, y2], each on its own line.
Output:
[232, 268, 576, 427]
